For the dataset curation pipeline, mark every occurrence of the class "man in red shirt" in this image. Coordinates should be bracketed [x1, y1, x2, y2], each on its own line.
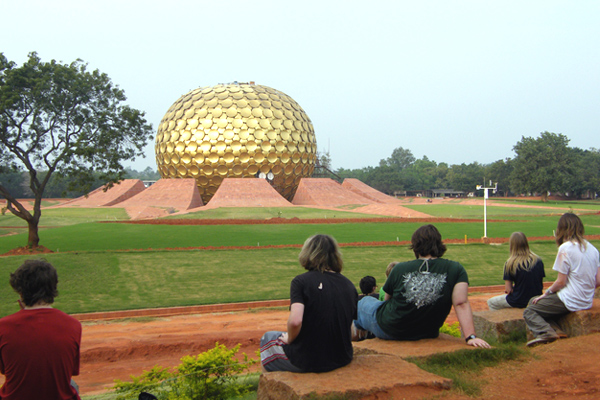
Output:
[0, 260, 82, 399]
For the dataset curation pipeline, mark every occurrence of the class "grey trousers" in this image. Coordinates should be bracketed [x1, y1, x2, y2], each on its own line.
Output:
[523, 293, 569, 338]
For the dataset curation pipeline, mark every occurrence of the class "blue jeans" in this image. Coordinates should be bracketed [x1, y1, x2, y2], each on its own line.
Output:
[354, 296, 396, 340]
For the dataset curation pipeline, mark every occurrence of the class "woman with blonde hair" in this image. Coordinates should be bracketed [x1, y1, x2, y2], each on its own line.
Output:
[524, 213, 600, 347]
[260, 234, 358, 372]
[487, 232, 545, 310]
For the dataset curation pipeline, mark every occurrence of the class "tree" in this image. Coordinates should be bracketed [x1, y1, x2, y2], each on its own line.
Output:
[379, 147, 415, 172]
[486, 158, 513, 197]
[0, 52, 153, 247]
[509, 132, 574, 201]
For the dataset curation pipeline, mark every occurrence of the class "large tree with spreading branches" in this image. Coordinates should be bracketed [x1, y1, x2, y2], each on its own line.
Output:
[0, 52, 154, 247]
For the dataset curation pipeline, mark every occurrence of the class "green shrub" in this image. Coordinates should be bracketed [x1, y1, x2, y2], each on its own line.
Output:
[439, 321, 461, 338]
[113, 343, 257, 400]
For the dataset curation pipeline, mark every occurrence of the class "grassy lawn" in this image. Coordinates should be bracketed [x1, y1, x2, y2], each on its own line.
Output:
[170, 206, 390, 220]
[0, 202, 599, 317]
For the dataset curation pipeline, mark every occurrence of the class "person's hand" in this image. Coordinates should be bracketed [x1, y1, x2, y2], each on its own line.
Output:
[467, 337, 491, 348]
[531, 294, 546, 305]
[279, 332, 289, 344]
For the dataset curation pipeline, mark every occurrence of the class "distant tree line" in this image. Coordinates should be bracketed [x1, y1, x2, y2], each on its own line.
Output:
[335, 132, 600, 201]
[0, 166, 160, 199]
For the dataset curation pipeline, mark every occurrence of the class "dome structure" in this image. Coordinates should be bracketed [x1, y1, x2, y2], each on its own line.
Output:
[155, 83, 317, 204]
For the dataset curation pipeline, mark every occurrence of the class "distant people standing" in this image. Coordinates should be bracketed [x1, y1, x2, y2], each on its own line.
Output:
[358, 276, 379, 300]
[524, 213, 600, 347]
[0, 260, 82, 400]
[487, 232, 545, 310]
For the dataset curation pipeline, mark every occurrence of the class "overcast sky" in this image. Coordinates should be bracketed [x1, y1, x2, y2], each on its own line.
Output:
[2, 0, 598, 171]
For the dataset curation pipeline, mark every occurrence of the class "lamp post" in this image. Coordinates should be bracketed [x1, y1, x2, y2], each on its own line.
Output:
[476, 181, 497, 238]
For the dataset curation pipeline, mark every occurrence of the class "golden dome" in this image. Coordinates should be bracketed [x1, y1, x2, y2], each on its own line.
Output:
[155, 83, 317, 203]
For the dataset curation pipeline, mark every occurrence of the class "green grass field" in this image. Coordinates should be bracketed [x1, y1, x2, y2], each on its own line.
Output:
[0, 201, 598, 318]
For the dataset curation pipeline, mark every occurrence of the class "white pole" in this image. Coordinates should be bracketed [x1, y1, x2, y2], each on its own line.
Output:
[483, 188, 488, 238]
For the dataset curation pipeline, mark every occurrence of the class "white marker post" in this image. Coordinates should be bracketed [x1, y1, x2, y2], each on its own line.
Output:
[476, 181, 497, 238]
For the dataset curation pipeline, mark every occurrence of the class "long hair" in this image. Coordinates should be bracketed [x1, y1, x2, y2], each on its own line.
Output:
[298, 234, 343, 273]
[555, 213, 586, 250]
[504, 232, 540, 277]
[410, 225, 447, 258]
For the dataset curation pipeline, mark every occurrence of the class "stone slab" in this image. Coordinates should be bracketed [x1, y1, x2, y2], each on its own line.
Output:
[352, 333, 473, 358]
[257, 354, 451, 400]
[473, 308, 526, 343]
[558, 299, 600, 337]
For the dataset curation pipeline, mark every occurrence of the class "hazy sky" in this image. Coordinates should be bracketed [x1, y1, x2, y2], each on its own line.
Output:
[2, 1, 598, 171]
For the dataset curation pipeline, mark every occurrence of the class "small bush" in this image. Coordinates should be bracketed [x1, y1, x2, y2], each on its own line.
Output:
[439, 321, 461, 338]
[113, 343, 257, 400]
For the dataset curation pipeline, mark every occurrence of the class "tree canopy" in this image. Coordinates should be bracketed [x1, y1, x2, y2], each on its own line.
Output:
[0, 52, 154, 247]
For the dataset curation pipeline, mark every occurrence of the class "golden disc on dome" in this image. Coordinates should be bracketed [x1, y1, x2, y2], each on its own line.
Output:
[216, 118, 228, 128]
[267, 152, 278, 163]
[259, 119, 271, 129]
[271, 101, 282, 109]
[175, 142, 186, 153]
[207, 130, 218, 140]
[184, 108, 195, 119]
[247, 164, 259, 175]
[275, 141, 286, 151]
[271, 119, 282, 129]
[225, 107, 237, 117]
[223, 129, 235, 140]
[180, 130, 192, 141]
[201, 119, 213, 129]
[231, 141, 242, 151]
[254, 152, 265, 163]
[257, 93, 268, 100]
[208, 152, 219, 163]
[236, 99, 248, 108]
[194, 153, 204, 163]
[246, 92, 258, 99]
[248, 99, 261, 108]
[211, 108, 223, 118]
[198, 175, 209, 185]
[266, 130, 278, 140]
[223, 152, 235, 163]
[232, 91, 244, 99]
[214, 86, 226, 93]
[272, 164, 282, 174]
[284, 164, 294, 175]
[187, 119, 199, 129]
[175, 110, 184, 119]
[251, 108, 263, 118]
[261, 141, 272, 152]
[215, 141, 226, 152]
[283, 120, 294, 130]
[287, 142, 297, 152]
[196, 108, 208, 118]
[279, 131, 290, 141]
[263, 108, 273, 118]
[232, 164, 243, 175]
[189, 165, 200, 176]
[292, 132, 301, 141]
[240, 108, 252, 118]
[246, 119, 259, 128]
[217, 164, 228, 175]
[238, 130, 250, 140]
[217, 92, 230, 100]
[176, 120, 186, 130]
[253, 129, 265, 140]
[194, 99, 205, 108]
[181, 153, 192, 164]
[239, 152, 250, 163]
[177, 165, 187, 176]
[203, 91, 215, 100]
[298, 143, 305, 152]
[292, 153, 301, 163]
[166, 142, 175, 153]
[281, 152, 291, 163]
[167, 165, 177, 176]
[200, 141, 211, 151]
[246, 141, 257, 152]
[162, 153, 171, 164]
[191, 92, 203, 101]
[229, 85, 241, 93]
[232, 118, 244, 128]
[206, 98, 218, 108]
[202, 165, 214, 175]
[294, 164, 303, 175]
[171, 153, 180, 164]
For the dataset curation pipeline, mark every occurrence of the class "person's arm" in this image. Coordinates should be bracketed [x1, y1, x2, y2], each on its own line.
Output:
[452, 282, 491, 348]
[532, 272, 568, 304]
[504, 280, 513, 294]
[281, 302, 304, 344]
[596, 267, 600, 288]
[384, 292, 391, 301]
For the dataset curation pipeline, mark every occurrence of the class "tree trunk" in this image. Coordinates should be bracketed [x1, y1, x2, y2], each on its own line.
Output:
[541, 192, 548, 202]
[27, 219, 40, 247]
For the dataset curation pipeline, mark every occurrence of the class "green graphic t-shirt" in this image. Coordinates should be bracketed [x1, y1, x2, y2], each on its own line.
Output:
[376, 258, 468, 340]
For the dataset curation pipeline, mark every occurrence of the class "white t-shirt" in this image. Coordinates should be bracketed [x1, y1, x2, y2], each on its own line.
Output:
[554, 240, 600, 311]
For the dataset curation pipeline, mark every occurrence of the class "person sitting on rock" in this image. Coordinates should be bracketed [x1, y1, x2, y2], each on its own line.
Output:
[352, 224, 490, 348]
[487, 232, 545, 310]
[358, 275, 379, 301]
[260, 234, 358, 372]
[0, 259, 82, 399]
[379, 262, 397, 301]
[524, 213, 600, 347]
